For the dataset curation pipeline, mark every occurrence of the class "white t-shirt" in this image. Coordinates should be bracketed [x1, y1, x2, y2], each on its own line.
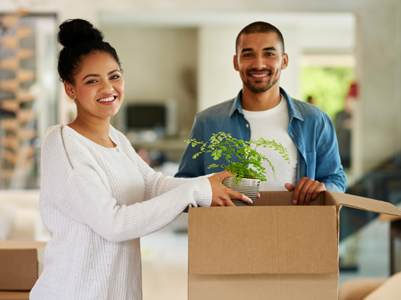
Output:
[242, 95, 298, 191]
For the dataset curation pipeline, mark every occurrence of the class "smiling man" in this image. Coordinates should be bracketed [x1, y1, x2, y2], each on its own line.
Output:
[176, 21, 347, 204]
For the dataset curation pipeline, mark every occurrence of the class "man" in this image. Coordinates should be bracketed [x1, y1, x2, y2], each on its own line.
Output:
[306, 95, 315, 105]
[335, 92, 355, 169]
[175, 21, 346, 205]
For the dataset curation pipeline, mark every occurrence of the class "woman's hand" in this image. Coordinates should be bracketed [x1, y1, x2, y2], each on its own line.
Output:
[208, 170, 253, 206]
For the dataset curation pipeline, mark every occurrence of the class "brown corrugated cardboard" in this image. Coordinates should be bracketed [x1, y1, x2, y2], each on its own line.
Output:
[338, 277, 386, 300]
[0, 241, 46, 291]
[188, 191, 401, 300]
[328, 191, 401, 216]
[363, 272, 401, 300]
[0, 291, 30, 300]
[189, 274, 338, 300]
[189, 206, 338, 275]
[379, 213, 401, 222]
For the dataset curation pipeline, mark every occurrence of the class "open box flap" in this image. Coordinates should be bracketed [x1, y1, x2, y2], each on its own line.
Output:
[379, 213, 401, 222]
[326, 191, 401, 217]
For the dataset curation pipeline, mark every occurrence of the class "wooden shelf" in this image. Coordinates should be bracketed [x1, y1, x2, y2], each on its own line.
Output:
[0, 14, 37, 187]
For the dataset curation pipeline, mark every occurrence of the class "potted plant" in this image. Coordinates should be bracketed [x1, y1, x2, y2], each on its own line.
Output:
[186, 132, 290, 206]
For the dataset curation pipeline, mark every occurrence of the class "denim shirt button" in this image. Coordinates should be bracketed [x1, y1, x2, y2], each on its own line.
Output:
[246, 124, 249, 128]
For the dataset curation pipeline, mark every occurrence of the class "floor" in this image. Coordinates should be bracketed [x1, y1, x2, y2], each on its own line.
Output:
[141, 213, 189, 300]
[141, 210, 394, 300]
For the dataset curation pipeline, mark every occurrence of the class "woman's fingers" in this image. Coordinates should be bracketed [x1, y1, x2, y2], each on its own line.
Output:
[216, 170, 235, 181]
[223, 197, 236, 206]
[211, 193, 235, 207]
[209, 171, 252, 206]
[228, 190, 253, 205]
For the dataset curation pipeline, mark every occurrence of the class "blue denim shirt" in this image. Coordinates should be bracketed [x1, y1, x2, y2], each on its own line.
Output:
[176, 88, 346, 192]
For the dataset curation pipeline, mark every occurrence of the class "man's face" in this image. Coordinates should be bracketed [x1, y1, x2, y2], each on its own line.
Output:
[234, 32, 288, 94]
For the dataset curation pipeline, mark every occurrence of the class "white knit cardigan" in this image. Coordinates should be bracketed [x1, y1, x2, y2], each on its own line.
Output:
[30, 124, 212, 300]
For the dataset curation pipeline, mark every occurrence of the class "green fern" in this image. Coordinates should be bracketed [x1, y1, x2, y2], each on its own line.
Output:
[186, 132, 290, 184]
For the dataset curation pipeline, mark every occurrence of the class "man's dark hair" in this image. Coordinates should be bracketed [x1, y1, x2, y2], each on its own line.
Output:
[235, 21, 285, 54]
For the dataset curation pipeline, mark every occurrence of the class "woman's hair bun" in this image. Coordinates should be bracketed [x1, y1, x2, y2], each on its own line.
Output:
[58, 19, 103, 48]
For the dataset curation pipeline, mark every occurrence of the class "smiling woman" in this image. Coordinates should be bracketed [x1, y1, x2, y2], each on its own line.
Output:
[29, 18, 252, 300]
[56, 19, 125, 148]
[66, 51, 125, 148]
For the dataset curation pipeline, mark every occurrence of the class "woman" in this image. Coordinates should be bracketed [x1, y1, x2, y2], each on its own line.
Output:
[30, 19, 252, 300]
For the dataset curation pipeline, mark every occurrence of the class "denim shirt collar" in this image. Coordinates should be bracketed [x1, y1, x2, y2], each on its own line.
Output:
[229, 87, 304, 122]
[229, 90, 244, 117]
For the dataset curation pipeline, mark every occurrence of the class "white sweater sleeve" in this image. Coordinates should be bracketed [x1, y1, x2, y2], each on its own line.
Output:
[42, 126, 212, 243]
[57, 167, 210, 242]
[135, 154, 210, 204]
[115, 127, 211, 204]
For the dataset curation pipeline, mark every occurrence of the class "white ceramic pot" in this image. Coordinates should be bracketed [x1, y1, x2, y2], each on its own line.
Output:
[222, 177, 260, 206]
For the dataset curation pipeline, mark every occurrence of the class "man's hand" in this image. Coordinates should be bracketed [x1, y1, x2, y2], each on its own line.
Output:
[208, 170, 253, 206]
[284, 177, 326, 205]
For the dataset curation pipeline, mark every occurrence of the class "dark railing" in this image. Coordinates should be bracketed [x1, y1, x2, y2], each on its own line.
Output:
[340, 155, 401, 242]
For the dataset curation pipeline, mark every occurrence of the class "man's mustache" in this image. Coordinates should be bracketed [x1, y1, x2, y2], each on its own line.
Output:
[246, 68, 273, 76]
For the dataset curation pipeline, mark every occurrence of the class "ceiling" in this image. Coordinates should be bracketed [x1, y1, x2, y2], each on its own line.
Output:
[98, 11, 355, 29]
[99, 11, 356, 55]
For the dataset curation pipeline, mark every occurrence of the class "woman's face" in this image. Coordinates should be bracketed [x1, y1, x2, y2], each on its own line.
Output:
[65, 51, 124, 120]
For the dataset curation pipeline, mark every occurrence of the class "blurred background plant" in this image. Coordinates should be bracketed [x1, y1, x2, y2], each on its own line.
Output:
[300, 66, 355, 121]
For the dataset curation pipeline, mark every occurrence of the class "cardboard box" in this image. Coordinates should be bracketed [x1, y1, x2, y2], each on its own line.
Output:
[0, 241, 46, 291]
[0, 291, 30, 300]
[380, 212, 401, 275]
[188, 191, 401, 300]
[364, 272, 401, 300]
[380, 213, 401, 222]
[338, 277, 386, 300]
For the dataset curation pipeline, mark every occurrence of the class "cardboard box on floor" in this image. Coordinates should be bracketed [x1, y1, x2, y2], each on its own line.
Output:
[0, 241, 45, 291]
[0, 291, 30, 300]
[188, 191, 401, 300]
[380, 213, 401, 222]
[363, 272, 401, 300]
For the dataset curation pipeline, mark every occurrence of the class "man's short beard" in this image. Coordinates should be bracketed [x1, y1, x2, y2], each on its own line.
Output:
[244, 77, 279, 94]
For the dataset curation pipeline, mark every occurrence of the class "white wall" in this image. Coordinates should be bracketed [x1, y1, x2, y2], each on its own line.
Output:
[102, 26, 198, 136]
[197, 26, 242, 111]
[2, 0, 401, 176]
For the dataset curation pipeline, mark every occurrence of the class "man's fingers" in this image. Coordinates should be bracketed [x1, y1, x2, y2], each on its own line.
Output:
[292, 178, 327, 205]
[298, 178, 316, 205]
[304, 180, 321, 205]
[292, 178, 306, 205]
[284, 183, 295, 191]
[311, 183, 326, 201]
